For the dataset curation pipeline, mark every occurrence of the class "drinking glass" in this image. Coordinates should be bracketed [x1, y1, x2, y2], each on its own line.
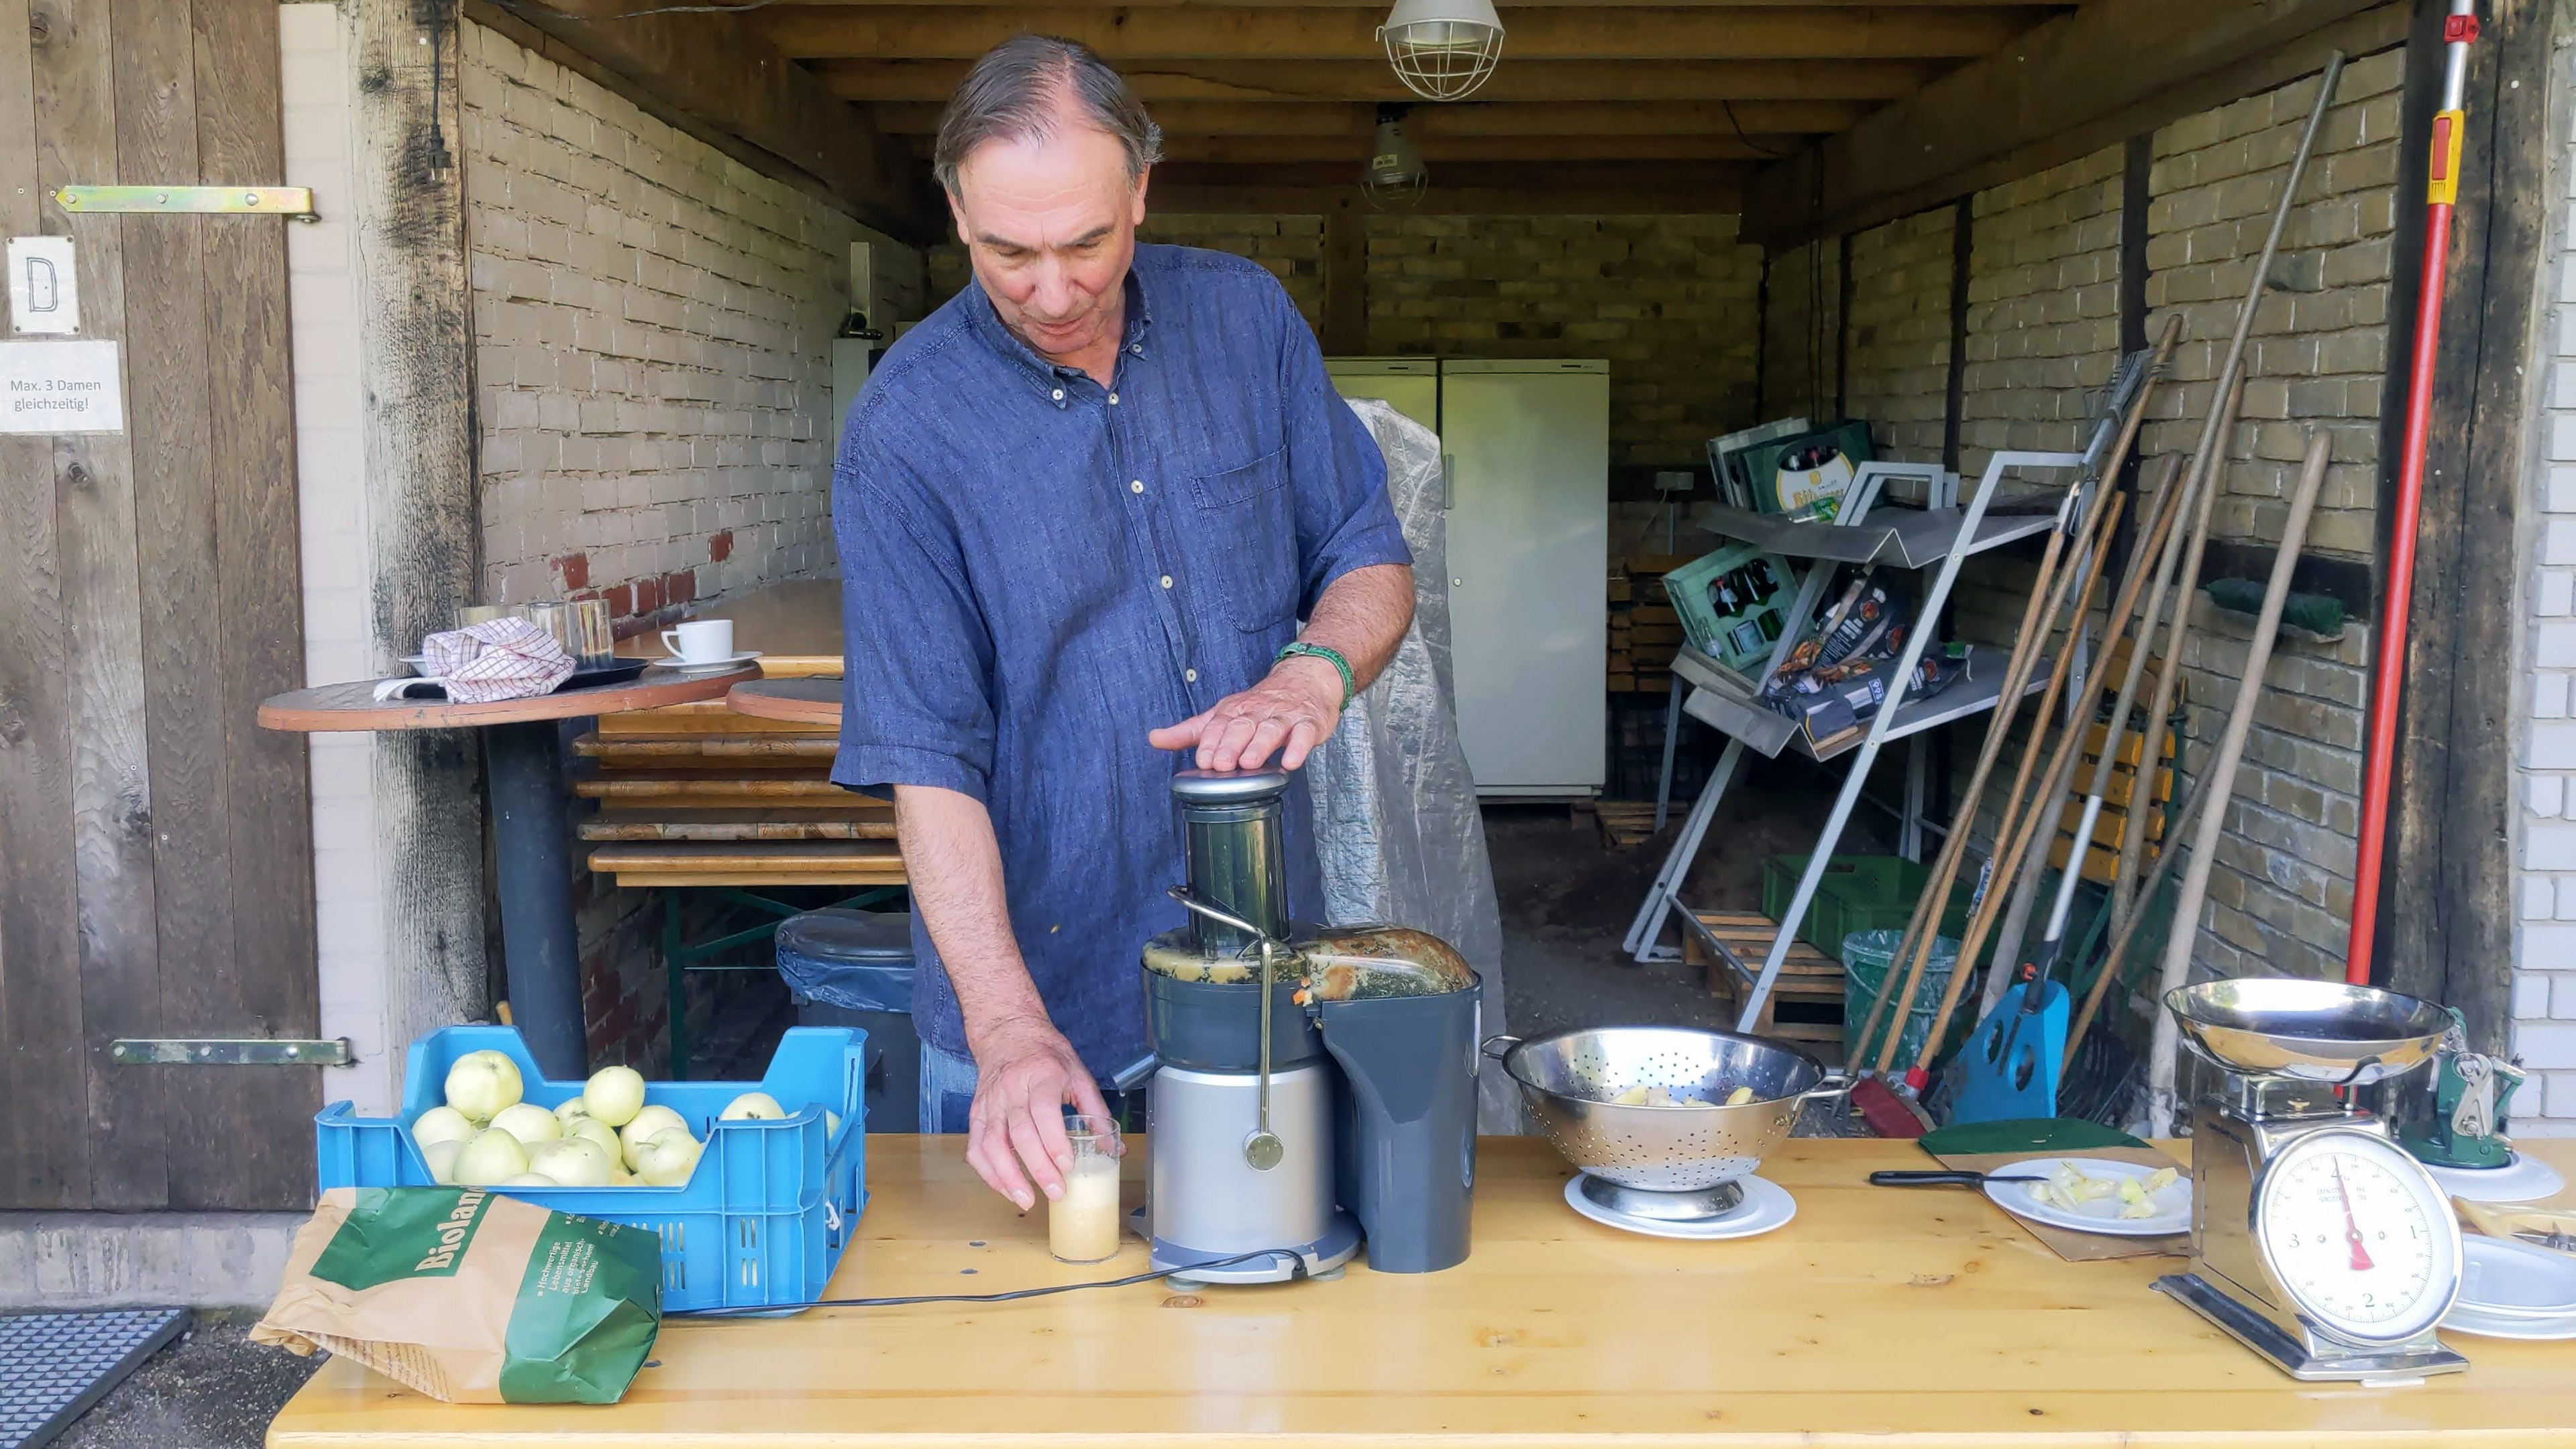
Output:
[1049, 1116, 1126, 1264]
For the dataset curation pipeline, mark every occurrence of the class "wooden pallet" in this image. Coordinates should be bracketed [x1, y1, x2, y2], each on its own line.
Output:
[1681, 910, 1846, 1058]
[1594, 800, 1661, 849]
[586, 839, 907, 887]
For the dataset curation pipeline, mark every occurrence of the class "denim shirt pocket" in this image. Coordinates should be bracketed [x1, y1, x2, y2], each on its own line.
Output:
[1189, 447, 1300, 633]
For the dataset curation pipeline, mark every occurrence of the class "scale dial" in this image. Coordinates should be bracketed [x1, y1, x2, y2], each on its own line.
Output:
[2253, 1127, 2461, 1344]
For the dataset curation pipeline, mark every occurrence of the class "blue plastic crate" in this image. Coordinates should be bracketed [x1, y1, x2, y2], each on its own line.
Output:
[316, 1024, 867, 1314]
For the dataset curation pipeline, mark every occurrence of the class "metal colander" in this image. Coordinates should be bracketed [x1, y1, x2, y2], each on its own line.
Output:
[1485, 1027, 1851, 1192]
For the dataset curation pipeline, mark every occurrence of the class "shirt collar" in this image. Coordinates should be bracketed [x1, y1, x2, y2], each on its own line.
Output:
[964, 260, 1155, 407]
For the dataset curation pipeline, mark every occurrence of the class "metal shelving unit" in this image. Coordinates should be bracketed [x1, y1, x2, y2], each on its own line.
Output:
[1624, 451, 2097, 1032]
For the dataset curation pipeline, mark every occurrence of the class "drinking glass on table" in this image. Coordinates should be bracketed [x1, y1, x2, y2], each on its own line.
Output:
[1051, 1116, 1126, 1264]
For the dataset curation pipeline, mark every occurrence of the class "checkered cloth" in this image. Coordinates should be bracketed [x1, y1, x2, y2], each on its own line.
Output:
[420, 617, 576, 703]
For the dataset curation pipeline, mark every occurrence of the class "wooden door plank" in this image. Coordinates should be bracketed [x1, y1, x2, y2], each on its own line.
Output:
[109, 0, 214, 1217]
[193, 0, 317, 1210]
[0, 0, 88, 1210]
[36, 0, 164, 1210]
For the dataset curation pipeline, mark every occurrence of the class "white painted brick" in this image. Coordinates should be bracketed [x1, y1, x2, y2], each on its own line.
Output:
[2559, 876, 2576, 921]
[2532, 722, 2576, 771]
[2530, 825, 2576, 871]
[2536, 672, 2573, 718]
[2528, 873, 2559, 920]
[2518, 973, 2555, 1020]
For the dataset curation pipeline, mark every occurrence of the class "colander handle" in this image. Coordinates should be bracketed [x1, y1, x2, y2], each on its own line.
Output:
[1479, 1034, 1522, 1060]
[1794, 1072, 1858, 1106]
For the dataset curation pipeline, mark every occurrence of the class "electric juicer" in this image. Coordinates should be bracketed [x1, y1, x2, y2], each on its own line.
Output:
[1121, 767, 1484, 1283]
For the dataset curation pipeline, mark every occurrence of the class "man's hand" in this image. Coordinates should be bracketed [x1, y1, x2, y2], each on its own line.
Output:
[963, 1012, 1116, 1212]
[1148, 655, 1344, 771]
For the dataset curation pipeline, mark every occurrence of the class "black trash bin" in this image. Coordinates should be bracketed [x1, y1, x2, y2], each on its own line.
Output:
[777, 908, 918, 1133]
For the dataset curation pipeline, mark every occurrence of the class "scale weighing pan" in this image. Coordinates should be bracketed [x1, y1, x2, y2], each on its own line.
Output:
[2165, 979, 2449, 1085]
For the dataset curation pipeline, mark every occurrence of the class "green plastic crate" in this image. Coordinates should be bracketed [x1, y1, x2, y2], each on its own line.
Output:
[1760, 854, 1992, 967]
[1665, 543, 1800, 673]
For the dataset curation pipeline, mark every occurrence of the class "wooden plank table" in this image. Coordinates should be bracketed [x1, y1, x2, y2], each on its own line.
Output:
[728, 676, 842, 725]
[267, 1137, 2576, 1448]
[258, 667, 757, 1078]
[619, 579, 845, 678]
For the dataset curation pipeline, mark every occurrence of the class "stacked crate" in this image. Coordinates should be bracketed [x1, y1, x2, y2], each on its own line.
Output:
[1607, 551, 1695, 695]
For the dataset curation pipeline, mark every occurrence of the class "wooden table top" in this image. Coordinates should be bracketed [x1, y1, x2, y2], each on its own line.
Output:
[258, 667, 758, 732]
[619, 579, 845, 678]
[727, 676, 842, 725]
[266, 1137, 2576, 1448]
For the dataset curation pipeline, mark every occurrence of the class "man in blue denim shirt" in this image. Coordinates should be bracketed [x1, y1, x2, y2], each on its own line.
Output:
[831, 37, 1416, 1212]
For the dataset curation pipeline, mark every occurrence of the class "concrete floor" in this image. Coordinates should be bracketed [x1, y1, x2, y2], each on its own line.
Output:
[48, 768, 1856, 1448]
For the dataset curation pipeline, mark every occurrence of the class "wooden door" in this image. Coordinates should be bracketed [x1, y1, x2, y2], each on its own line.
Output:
[0, 0, 317, 1210]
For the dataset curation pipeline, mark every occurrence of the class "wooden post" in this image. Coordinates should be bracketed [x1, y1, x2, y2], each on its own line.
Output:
[345, 0, 490, 1081]
[2380, 0, 2547, 1049]
[1322, 196, 1367, 356]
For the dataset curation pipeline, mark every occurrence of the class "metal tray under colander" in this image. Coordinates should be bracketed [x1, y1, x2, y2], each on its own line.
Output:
[1485, 1026, 1851, 1194]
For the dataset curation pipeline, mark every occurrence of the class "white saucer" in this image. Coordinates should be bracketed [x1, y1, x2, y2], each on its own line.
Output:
[1563, 1173, 1796, 1241]
[2426, 1152, 2565, 1203]
[651, 650, 761, 676]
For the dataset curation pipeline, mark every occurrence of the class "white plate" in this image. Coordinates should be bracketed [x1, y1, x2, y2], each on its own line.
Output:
[399, 654, 431, 675]
[650, 650, 761, 675]
[2455, 1234, 2576, 1319]
[2426, 1152, 2566, 1204]
[2443, 1304, 2576, 1340]
[1983, 1157, 2191, 1238]
[1562, 1173, 1796, 1241]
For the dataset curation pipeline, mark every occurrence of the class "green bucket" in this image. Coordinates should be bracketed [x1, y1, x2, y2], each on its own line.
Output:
[1842, 928, 1961, 1072]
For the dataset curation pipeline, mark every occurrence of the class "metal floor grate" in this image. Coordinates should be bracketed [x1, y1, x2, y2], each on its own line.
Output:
[0, 1308, 186, 1449]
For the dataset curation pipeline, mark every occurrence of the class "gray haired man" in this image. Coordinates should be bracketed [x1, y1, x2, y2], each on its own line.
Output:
[830, 37, 1419, 1211]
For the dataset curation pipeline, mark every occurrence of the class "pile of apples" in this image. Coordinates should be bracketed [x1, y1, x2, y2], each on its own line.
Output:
[409, 1051, 826, 1190]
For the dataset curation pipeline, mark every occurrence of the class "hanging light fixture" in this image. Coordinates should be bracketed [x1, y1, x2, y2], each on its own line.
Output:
[1378, 0, 1504, 101]
[1361, 105, 1428, 208]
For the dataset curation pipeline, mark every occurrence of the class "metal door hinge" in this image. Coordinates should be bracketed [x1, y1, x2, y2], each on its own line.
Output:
[111, 1038, 354, 1066]
[56, 186, 318, 221]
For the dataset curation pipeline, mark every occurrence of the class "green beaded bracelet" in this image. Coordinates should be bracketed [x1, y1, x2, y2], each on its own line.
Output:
[1275, 641, 1354, 708]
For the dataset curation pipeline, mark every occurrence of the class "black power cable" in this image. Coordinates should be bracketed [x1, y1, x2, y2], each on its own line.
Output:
[668, 1248, 1306, 1319]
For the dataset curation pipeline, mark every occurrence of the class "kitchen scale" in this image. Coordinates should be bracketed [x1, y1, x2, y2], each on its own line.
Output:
[2155, 978, 2467, 1383]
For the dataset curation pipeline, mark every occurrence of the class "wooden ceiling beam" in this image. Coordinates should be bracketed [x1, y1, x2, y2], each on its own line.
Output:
[757, 5, 2061, 62]
[1151, 179, 1746, 215]
[1154, 158, 1744, 195]
[910, 133, 1796, 162]
[871, 99, 1865, 136]
[490, 0, 941, 241]
[818, 57, 1945, 104]
[1742, 0, 2392, 248]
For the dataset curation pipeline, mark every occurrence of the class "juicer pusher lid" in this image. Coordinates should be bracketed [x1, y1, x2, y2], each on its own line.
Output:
[2165, 977, 2450, 1085]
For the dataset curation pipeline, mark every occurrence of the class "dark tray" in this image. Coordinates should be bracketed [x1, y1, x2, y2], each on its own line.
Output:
[390, 660, 648, 701]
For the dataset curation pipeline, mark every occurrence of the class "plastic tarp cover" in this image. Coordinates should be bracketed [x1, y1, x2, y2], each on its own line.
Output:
[1309, 399, 1521, 1134]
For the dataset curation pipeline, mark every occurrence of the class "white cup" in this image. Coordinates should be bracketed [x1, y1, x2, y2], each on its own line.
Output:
[660, 619, 735, 665]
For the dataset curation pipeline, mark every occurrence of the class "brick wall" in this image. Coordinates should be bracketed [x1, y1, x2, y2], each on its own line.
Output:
[1770, 54, 2402, 1026]
[460, 17, 926, 1070]
[1959, 148, 2127, 478]
[928, 211, 1765, 470]
[2512, 38, 2576, 1132]
[1844, 211, 1953, 463]
[462, 17, 922, 626]
[2137, 48, 2402, 987]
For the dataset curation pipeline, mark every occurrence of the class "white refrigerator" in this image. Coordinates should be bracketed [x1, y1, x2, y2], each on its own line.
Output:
[1328, 356, 1608, 798]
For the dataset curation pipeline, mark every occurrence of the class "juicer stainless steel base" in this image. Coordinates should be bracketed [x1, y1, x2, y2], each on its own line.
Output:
[1132, 1204, 1362, 1284]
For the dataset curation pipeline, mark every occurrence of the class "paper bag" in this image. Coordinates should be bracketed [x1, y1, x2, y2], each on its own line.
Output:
[252, 1186, 661, 1403]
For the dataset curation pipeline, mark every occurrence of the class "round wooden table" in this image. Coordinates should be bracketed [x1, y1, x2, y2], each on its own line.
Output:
[260, 665, 758, 1078]
[727, 676, 842, 726]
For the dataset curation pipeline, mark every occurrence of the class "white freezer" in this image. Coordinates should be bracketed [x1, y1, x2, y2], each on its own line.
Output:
[1438, 359, 1609, 797]
[1325, 356, 1439, 432]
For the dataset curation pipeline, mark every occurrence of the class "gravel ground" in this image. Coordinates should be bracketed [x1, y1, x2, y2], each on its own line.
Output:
[50, 1312, 320, 1449]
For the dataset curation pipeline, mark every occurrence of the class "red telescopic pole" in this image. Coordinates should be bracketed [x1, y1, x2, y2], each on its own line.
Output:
[2347, 0, 2480, 985]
